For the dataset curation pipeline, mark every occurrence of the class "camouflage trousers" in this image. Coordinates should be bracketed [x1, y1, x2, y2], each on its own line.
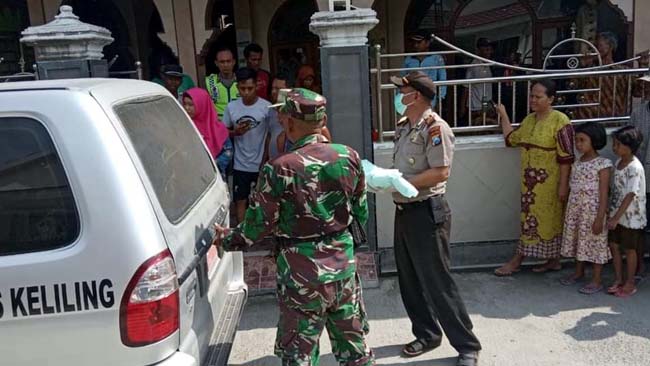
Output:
[274, 274, 375, 366]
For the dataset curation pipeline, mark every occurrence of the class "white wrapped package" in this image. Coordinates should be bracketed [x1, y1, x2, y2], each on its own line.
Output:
[361, 159, 418, 198]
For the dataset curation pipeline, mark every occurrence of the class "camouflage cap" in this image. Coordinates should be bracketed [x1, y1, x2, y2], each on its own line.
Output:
[269, 88, 327, 122]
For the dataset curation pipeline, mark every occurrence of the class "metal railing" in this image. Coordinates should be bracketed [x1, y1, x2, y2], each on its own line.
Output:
[371, 29, 650, 141]
[1, 62, 39, 83]
[107, 57, 143, 80]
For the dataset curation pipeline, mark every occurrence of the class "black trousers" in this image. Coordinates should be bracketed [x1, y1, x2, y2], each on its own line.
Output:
[394, 198, 481, 353]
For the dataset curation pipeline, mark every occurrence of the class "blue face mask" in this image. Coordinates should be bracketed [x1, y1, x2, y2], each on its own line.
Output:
[394, 92, 416, 115]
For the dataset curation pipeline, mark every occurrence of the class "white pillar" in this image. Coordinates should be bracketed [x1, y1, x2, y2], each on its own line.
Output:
[310, 8, 378, 48]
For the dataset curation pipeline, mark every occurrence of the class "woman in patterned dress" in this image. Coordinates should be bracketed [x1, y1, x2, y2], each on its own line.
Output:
[494, 80, 575, 276]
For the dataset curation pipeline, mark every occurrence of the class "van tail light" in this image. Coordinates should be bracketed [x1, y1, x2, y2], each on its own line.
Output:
[120, 249, 179, 347]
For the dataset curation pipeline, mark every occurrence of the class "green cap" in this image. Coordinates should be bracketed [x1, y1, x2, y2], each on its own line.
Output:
[269, 88, 327, 122]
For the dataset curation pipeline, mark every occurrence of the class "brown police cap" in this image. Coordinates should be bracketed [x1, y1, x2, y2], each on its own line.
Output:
[390, 71, 437, 100]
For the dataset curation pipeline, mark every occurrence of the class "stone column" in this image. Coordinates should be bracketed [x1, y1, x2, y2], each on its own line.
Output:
[310, 8, 379, 253]
[21, 5, 114, 80]
[172, 0, 199, 83]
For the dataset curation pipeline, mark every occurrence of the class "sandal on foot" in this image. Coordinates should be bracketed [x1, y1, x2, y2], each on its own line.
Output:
[532, 264, 562, 273]
[559, 276, 582, 286]
[579, 283, 603, 295]
[456, 352, 479, 366]
[401, 338, 439, 358]
[494, 266, 520, 277]
[615, 287, 637, 298]
[607, 283, 622, 294]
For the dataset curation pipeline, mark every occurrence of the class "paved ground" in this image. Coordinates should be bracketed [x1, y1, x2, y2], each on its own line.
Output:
[229, 268, 650, 366]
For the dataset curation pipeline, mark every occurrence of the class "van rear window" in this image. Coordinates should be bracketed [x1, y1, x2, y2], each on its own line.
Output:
[0, 117, 79, 256]
[114, 96, 216, 223]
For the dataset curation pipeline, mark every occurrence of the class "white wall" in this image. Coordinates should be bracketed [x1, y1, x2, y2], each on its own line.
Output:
[611, 0, 633, 21]
[634, 0, 650, 55]
[373, 136, 521, 248]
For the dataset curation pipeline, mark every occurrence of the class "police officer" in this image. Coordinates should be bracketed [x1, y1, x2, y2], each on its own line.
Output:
[390, 71, 481, 366]
[205, 46, 240, 119]
[213, 88, 375, 366]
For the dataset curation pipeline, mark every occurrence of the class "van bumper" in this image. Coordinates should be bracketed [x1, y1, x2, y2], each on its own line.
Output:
[153, 352, 197, 366]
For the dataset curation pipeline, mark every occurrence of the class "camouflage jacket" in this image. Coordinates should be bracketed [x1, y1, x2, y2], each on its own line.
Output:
[223, 133, 368, 287]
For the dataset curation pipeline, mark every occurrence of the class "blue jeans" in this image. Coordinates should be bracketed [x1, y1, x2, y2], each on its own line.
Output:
[216, 138, 233, 180]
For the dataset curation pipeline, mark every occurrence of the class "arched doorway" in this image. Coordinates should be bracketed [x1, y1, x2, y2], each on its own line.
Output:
[61, 0, 166, 79]
[452, 0, 535, 66]
[201, 0, 237, 77]
[404, 1, 535, 64]
[61, 0, 135, 73]
[147, 6, 175, 81]
[268, 0, 319, 87]
[404, 0, 632, 68]
[0, 0, 33, 76]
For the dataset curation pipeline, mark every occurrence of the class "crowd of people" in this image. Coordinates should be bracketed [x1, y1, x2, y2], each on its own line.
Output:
[403, 29, 649, 127]
[148, 32, 650, 366]
[493, 75, 650, 299]
[154, 42, 327, 224]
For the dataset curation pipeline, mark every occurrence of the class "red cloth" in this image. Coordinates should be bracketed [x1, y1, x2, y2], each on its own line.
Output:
[183, 88, 229, 158]
[296, 65, 321, 94]
[256, 69, 271, 100]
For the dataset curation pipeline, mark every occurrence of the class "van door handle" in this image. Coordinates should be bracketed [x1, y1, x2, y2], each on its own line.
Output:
[177, 205, 227, 286]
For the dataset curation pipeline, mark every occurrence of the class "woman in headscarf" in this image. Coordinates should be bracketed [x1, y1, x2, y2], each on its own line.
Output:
[296, 65, 322, 94]
[182, 87, 232, 179]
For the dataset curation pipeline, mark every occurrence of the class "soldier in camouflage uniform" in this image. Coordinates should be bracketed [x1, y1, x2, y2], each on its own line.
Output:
[213, 88, 375, 366]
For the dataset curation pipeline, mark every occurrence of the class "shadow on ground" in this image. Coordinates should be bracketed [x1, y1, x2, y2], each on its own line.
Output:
[231, 352, 456, 366]
[239, 263, 650, 343]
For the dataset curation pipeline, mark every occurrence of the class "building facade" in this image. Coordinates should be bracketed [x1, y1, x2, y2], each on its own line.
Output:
[3, 1, 646, 86]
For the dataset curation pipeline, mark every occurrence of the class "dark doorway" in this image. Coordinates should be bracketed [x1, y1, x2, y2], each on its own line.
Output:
[0, 0, 34, 76]
[61, 0, 135, 73]
[268, 0, 319, 87]
[202, 0, 237, 77]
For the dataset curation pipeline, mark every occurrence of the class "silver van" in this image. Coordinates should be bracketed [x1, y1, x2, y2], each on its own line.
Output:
[0, 79, 246, 366]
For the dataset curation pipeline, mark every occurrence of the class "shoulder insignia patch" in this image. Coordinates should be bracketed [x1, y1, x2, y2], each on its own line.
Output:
[396, 116, 409, 126]
[428, 125, 442, 146]
[423, 115, 436, 126]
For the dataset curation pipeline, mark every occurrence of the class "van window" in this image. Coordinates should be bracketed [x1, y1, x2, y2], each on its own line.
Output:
[114, 96, 216, 223]
[0, 117, 79, 256]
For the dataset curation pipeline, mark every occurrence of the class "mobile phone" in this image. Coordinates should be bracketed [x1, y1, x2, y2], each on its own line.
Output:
[488, 100, 497, 112]
[239, 121, 251, 130]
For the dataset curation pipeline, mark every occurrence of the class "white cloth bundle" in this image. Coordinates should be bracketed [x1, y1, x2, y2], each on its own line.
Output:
[361, 159, 418, 198]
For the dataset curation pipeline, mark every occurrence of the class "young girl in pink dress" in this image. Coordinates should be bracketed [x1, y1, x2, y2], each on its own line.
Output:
[560, 122, 612, 294]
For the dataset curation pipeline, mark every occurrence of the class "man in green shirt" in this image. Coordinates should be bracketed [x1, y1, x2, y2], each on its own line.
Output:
[153, 64, 195, 102]
[205, 47, 240, 118]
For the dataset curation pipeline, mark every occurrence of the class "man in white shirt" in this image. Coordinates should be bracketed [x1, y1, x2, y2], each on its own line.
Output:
[223, 67, 271, 223]
[460, 38, 495, 126]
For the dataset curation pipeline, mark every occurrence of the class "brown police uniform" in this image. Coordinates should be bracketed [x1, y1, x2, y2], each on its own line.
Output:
[392, 79, 481, 356]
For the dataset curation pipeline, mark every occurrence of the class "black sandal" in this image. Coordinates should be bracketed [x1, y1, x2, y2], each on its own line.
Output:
[401, 338, 439, 358]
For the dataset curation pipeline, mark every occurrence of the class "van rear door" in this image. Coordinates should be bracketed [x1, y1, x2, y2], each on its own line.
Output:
[0, 89, 182, 366]
[94, 91, 245, 365]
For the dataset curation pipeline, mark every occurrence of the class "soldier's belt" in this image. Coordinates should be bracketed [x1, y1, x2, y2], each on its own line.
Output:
[275, 229, 348, 247]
